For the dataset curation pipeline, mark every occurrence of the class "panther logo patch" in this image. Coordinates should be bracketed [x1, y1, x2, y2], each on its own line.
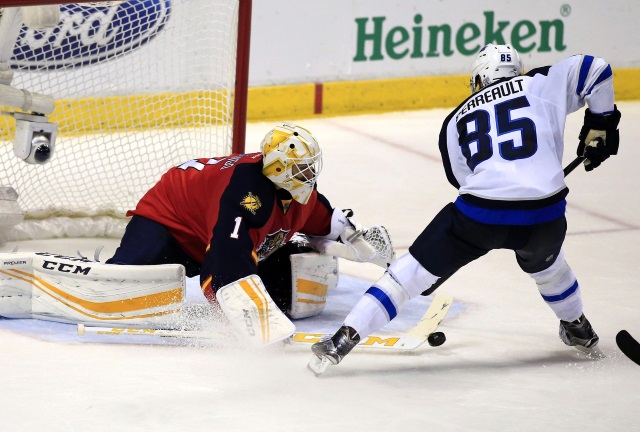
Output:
[241, 192, 261, 215]
[256, 229, 290, 261]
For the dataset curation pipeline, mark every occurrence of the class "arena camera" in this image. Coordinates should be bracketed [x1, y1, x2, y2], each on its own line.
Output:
[13, 113, 58, 165]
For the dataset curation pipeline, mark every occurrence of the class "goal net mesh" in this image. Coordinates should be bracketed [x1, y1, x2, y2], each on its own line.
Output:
[0, 0, 243, 239]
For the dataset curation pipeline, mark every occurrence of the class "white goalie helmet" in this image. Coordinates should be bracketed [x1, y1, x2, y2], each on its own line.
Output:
[470, 43, 524, 94]
[261, 122, 323, 205]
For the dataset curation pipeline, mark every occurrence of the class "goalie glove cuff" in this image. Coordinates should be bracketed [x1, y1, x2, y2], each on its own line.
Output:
[314, 208, 358, 242]
[340, 209, 369, 242]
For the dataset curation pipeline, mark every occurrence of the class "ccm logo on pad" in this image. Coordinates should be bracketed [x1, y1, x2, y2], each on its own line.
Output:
[42, 260, 91, 275]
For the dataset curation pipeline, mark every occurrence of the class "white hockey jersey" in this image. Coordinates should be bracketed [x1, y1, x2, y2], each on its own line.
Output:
[440, 54, 615, 225]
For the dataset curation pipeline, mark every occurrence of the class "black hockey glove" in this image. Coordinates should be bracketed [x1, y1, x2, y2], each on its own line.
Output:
[577, 105, 621, 172]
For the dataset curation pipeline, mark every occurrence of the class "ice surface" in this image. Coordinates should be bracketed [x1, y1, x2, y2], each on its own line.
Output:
[1, 103, 639, 431]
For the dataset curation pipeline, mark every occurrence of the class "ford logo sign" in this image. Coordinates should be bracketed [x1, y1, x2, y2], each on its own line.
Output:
[11, 0, 171, 70]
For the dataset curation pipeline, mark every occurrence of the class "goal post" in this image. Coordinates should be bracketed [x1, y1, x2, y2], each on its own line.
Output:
[0, 0, 250, 241]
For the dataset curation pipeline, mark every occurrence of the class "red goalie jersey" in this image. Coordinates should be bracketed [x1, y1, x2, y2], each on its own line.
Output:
[128, 152, 334, 300]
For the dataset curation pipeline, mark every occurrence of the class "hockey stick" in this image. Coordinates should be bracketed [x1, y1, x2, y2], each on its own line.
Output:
[77, 324, 233, 341]
[564, 155, 585, 177]
[77, 293, 453, 351]
[616, 330, 640, 366]
[288, 292, 452, 351]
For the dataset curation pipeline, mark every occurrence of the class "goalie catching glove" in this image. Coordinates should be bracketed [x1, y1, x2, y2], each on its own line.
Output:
[307, 209, 395, 268]
[577, 106, 621, 171]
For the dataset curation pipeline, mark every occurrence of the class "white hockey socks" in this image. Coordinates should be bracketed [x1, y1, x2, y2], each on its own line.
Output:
[343, 272, 406, 339]
[529, 251, 583, 322]
[343, 253, 439, 339]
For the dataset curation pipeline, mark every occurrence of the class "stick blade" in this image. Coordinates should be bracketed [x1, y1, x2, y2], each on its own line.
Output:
[616, 330, 640, 366]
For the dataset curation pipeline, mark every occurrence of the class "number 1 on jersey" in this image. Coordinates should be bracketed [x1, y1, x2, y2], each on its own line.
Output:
[230, 216, 242, 239]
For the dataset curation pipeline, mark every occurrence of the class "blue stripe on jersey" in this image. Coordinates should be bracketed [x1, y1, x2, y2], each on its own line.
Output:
[587, 65, 613, 95]
[454, 196, 566, 225]
[576, 55, 594, 96]
[365, 286, 397, 320]
[540, 280, 579, 303]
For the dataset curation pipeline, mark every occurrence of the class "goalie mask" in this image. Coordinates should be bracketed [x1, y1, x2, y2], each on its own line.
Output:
[470, 44, 523, 94]
[261, 122, 323, 205]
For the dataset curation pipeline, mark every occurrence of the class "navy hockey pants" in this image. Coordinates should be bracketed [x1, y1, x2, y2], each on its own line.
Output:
[409, 202, 567, 286]
[106, 215, 202, 277]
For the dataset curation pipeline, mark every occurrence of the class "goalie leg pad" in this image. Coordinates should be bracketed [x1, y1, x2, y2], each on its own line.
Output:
[216, 275, 295, 347]
[0, 253, 34, 318]
[0, 252, 186, 327]
[288, 252, 338, 319]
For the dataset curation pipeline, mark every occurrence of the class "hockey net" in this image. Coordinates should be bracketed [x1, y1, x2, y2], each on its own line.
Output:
[0, 0, 250, 241]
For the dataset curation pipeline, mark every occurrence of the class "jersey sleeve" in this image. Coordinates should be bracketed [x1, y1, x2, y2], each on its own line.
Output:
[298, 191, 333, 236]
[200, 209, 257, 301]
[199, 163, 275, 299]
[578, 56, 615, 114]
[528, 55, 615, 115]
[439, 109, 462, 190]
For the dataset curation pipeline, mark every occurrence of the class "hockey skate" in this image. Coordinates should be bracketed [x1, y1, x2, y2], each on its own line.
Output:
[307, 326, 360, 376]
[559, 313, 603, 356]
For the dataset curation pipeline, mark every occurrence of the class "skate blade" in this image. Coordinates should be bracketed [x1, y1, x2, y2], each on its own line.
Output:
[307, 355, 331, 376]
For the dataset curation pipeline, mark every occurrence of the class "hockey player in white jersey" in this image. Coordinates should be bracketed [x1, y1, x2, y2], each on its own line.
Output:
[308, 44, 621, 375]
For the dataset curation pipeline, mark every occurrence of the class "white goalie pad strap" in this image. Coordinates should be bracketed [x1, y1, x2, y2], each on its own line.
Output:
[0, 252, 185, 327]
[216, 275, 295, 346]
[288, 252, 338, 319]
[308, 225, 395, 268]
[21, 5, 61, 29]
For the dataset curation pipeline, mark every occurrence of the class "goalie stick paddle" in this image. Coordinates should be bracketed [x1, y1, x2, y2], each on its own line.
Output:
[76, 293, 454, 352]
[616, 330, 640, 366]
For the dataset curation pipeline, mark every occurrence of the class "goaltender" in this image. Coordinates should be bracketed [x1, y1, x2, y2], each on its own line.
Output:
[0, 123, 393, 345]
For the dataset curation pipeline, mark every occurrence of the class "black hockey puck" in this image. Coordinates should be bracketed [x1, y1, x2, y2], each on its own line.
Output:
[427, 331, 446, 347]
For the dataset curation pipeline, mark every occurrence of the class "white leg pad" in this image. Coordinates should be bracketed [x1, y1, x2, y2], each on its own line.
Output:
[288, 252, 337, 319]
[0, 252, 185, 328]
[216, 275, 295, 346]
[0, 253, 33, 318]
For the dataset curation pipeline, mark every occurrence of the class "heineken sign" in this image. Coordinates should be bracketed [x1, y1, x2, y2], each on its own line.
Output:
[354, 11, 566, 62]
[247, 1, 633, 86]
